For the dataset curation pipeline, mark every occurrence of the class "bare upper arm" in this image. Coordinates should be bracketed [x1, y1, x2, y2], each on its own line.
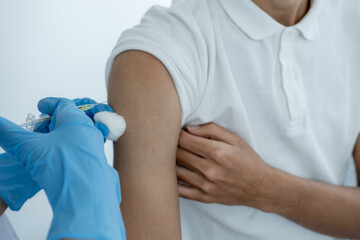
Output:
[353, 134, 360, 186]
[108, 50, 182, 240]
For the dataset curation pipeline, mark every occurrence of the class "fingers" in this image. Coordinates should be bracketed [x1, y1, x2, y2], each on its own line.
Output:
[33, 121, 50, 133]
[178, 130, 216, 158]
[95, 122, 109, 140]
[75, 99, 115, 139]
[39, 97, 107, 116]
[37, 97, 66, 115]
[0, 117, 35, 155]
[38, 97, 118, 137]
[86, 104, 114, 119]
[40, 98, 93, 130]
[73, 98, 113, 119]
[37, 97, 95, 133]
[52, 98, 93, 130]
[186, 123, 242, 147]
[177, 147, 209, 175]
[93, 112, 126, 141]
[73, 98, 97, 107]
[177, 165, 208, 191]
[178, 184, 210, 203]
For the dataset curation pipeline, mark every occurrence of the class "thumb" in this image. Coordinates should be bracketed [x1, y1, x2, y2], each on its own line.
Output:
[0, 117, 36, 157]
[37, 97, 64, 116]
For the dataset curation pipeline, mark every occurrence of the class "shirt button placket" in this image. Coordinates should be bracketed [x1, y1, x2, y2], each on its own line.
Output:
[279, 28, 304, 128]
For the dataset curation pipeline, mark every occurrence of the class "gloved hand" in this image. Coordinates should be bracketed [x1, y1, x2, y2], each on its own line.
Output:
[0, 97, 126, 240]
[35, 98, 114, 139]
[0, 153, 40, 211]
[0, 98, 113, 212]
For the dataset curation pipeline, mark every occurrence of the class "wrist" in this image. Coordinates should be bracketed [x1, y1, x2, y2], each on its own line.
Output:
[254, 165, 304, 217]
[251, 165, 284, 213]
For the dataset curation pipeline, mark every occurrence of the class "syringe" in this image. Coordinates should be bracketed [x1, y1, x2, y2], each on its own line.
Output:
[18, 102, 107, 132]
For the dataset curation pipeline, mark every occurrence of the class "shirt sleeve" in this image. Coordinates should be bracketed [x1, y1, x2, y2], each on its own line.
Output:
[105, 3, 208, 127]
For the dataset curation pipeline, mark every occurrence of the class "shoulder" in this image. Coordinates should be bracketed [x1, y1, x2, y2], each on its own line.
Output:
[143, 0, 210, 20]
[113, 0, 214, 82]
[106, 0, 214, 121]
[138, 0, 213, 36]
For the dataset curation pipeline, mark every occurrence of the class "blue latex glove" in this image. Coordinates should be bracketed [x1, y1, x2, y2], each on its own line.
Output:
[0, 153, 40, 211]
[74, 98, 113, 141]
[0, 98, 113, 212]
[0, 98, 126, 240]
[35, 98, 113, 139]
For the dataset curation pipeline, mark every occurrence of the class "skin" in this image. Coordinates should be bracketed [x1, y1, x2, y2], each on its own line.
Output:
[106, 0, 360, 239]
[0, 0, 353, 239]
[3, 49, 183, 240]
[252, 0, 310, 26]
[0, 198, 6, 216]
[178, 124, 360, 238]
[108, 50, 182, 240]
[177, 1, 360, 238]
[0, 48, 184, 240]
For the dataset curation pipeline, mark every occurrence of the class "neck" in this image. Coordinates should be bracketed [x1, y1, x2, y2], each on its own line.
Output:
[252, 0, 310, 26]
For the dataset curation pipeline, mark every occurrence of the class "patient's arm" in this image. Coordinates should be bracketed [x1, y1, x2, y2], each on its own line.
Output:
[0, 197, 7, 215]
[108, 50, 182, 240]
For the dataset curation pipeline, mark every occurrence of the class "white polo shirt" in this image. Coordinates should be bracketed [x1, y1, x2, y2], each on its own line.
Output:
[105, 0, 360, 239]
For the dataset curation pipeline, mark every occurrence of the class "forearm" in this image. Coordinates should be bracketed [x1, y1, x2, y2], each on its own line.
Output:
[259, 167, 360, 238]
[0, 197, 7, 215]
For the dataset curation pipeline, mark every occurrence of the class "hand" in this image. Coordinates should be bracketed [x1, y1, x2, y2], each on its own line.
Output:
[0, 153, 40, 211]
[34, 98, 114, 141]
[176, 122, 272, 207]
[0, 98, 126, 240]
[0, 98, 113, 212]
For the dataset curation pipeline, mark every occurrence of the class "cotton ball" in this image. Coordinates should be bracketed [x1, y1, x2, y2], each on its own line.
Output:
[94, 111, 126, 141]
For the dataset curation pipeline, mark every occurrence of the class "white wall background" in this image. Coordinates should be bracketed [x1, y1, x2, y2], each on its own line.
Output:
[0, 0, 170, 239]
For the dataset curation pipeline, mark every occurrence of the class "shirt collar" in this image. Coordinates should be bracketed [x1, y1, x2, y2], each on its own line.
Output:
[219, 0, 323, 40]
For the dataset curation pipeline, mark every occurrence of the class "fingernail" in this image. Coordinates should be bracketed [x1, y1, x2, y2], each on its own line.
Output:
[186, 125, 199, 131]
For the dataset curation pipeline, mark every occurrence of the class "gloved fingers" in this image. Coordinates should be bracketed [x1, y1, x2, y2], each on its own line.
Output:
[94, 111, 126, 141]
[86, 104, 114, 120]
[33, 120, 50, 133]
[39, 98, 93, 131]
[39, 97, 97, 115]
[36, 98, 63, 133]
[73, 98, 97, 107]
[0, 117, 36, 156]
[95, 122, 109, 140]
[37, 97, 64, 115]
